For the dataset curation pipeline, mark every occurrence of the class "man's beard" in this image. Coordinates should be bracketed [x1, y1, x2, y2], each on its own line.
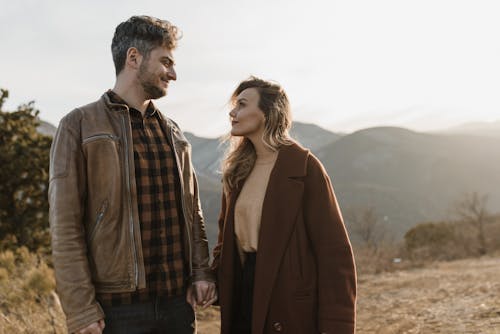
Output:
[138, 62, 166, 100]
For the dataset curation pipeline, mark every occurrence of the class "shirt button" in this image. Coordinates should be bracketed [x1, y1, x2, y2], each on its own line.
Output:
[272, 322, 283, 332]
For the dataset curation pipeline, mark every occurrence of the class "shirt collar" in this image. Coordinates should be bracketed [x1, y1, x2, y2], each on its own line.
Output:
[107, 90, 158, 117]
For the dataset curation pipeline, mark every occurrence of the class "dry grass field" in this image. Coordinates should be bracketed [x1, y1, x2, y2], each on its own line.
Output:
[356, 256, 500, 333]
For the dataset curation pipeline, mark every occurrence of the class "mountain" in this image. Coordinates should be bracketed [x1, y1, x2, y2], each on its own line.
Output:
[37, 120, 57, 136]
[320, 126, 500, 237]
[440, 120, 500, 137]
[290, 122, 342, 151]
[184, 132, 226, 180]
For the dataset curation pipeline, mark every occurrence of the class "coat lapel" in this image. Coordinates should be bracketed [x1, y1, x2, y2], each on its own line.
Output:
[252, 143, 308, 333]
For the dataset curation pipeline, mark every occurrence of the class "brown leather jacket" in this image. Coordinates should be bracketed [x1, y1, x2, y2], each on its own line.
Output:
[48, 94, 213, 333]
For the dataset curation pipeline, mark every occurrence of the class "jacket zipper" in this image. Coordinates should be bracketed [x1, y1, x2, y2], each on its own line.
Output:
[82, 134, 120, 145]
[170, 127, 193, 276]
[121, 113, 139, 287]
[89, 200, 108, 242]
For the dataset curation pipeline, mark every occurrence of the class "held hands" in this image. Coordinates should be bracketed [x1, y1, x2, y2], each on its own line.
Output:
[75, 319, 105, 334]
[186, 280, 217, 309]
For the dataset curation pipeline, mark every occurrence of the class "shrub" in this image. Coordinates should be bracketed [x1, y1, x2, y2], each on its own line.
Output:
[404, 222, 459, 261]
[0, 249, 65, 333]
[0, 88, 52, 253]
[23, 262, 55, 298]
[0, 250, 16, 272]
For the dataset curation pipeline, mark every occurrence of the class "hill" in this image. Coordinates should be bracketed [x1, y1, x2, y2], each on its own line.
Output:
[440, 120, 500, 138]
[321, 126, 500, 237]
[289, 121, 342, 151]
[443, 120, 500, 137]
[37, 120, 57, 137]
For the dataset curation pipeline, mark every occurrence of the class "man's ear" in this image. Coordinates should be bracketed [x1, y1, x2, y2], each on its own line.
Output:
[125, 47, 142, 70]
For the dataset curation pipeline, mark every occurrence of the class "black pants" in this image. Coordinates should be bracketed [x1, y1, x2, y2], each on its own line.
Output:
[102, 295, 195, 334]
[231, 252, 257, 334]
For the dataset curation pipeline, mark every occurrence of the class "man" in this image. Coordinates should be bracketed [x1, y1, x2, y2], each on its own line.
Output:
[49, 16, 216, 334]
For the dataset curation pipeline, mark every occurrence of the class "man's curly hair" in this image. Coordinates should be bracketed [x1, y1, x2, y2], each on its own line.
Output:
[111, 15, 181, 75]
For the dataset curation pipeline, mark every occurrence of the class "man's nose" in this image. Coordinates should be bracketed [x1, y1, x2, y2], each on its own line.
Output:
[167, 67, 177, 81]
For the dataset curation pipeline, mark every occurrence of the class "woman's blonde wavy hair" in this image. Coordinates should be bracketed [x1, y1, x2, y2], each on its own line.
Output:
[222, 76, 293, 192]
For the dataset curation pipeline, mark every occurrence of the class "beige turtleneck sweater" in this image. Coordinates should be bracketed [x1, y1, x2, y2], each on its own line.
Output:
[234, 150, 279, 261]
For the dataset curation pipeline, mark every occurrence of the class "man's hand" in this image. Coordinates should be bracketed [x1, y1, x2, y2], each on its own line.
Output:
[75, 319, 105, 334]
[186, 281, 217, 309]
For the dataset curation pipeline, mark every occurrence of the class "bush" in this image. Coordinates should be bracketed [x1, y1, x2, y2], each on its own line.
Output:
[0, 89, 52, 253]
[23, 262, 55, 298]
[404, 221, 478, 261]
[0, 250, 16, 272]
[0, 248, 65, 333]
[404, 222, 455, 260]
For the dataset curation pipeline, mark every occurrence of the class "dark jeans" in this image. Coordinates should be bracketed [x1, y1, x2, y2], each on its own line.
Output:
[102, 295, 195, 334]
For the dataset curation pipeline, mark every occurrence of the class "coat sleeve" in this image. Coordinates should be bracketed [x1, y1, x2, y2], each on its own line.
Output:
[190, 170, 216, 283]
[303, 153, 357, 334]
[48, 114, 105, 333]
[209, 191, 227, 306]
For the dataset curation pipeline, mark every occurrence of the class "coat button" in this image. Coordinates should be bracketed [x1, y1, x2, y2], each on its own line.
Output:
[272, 322, 283, 332]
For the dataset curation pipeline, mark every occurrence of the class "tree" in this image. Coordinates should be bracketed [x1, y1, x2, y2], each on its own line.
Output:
[454, 192, 491, 255]
[0, 89, 52, 252]
[345, 207, 385, 251]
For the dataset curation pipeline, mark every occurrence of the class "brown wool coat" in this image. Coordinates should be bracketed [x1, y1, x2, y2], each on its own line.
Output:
[212, 143, 357, 334]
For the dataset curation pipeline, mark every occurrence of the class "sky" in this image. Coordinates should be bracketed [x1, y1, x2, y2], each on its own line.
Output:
[1, 0, 499, 138]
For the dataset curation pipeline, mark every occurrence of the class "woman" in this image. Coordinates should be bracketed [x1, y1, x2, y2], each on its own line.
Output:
[211, 77, 356, 334]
